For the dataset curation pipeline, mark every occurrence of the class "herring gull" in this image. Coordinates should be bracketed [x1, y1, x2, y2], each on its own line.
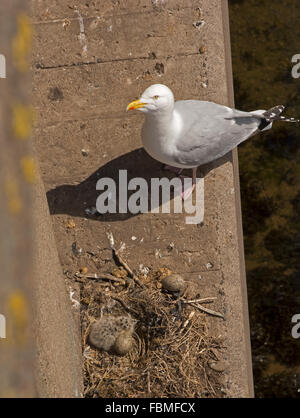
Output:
[127, 84, 298, 199]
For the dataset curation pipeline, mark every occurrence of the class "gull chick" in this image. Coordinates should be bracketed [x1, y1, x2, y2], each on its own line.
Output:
[127, 84, 298, 199]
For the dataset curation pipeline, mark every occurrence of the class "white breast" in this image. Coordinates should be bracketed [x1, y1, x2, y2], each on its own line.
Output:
[141, 110, 184, 167]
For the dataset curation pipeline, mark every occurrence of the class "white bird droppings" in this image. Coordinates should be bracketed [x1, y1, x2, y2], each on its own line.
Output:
[75, 10, 88, 57]
[69, 288, 80, 308]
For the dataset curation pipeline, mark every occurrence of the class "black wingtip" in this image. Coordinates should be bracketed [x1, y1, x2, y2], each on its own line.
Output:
[259, 118, 272, 131]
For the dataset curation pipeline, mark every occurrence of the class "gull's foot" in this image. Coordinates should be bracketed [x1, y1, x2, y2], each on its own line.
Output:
[179, 175, 195, 200]
[163, 165, 183, 175]
[181, 184, 195, 200]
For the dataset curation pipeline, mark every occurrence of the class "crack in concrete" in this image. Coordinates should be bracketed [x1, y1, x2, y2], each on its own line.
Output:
[34, 51, 200, 70]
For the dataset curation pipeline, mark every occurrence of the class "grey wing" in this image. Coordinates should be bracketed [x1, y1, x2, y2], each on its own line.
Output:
[173, 101, 262, 166]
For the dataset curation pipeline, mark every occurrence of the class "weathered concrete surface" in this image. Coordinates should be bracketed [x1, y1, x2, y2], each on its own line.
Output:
[0, 1, 35, 397]
[31, 0, 254, 397]
[222, 1, 254, 397]
[32, 161, 83, 398]
[0, 0, 82, 397]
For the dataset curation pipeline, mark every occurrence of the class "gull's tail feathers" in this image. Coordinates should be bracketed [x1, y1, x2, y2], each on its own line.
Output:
[263, 105, 299, 123]
[256, 105, 299, 132]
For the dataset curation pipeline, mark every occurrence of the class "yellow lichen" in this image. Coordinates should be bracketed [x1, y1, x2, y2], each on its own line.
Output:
[6, 290, 30, 345]
[12, 104, 34, 140]
[12, 13, 32, 72]
[21, 156, 37, 183]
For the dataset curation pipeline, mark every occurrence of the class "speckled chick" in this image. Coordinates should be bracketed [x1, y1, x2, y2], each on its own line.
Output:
[115, 316, 136, 333]
[113, 330, 134, 356]
[89, 315, 135, 352]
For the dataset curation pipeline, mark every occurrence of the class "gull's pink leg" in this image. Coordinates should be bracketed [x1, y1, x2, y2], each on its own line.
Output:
[163, 165, 183, 175]
[180, 168, 197, 200]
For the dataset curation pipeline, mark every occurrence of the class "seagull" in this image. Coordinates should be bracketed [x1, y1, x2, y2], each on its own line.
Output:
[127, 84, 299, 199]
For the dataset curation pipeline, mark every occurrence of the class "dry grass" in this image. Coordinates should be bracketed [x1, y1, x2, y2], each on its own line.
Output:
[79, 267, 226, 398]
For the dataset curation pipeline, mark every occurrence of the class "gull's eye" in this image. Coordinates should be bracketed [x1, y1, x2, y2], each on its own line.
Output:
[153, 95, 159, 100]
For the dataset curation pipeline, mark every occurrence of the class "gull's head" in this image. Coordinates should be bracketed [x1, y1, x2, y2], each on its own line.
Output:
[126, 84, 174, 114]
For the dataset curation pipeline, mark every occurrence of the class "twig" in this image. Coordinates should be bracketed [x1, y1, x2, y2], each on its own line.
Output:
[147, 370, 151, 394]
[107, 231, 145, 288]
[77, 272, 126, 285]
[115, 250, 135, 278]
[182, 297, 217, 304]
[83, 319, 95, 346]
[178, 311, 195, 334]
[114, 249, 145, 288]
[112, 296, 139, 316]
[189, 302, 224, 319]
[167, 296, 216, 305]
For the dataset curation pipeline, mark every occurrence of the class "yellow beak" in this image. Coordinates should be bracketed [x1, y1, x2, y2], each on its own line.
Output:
[126, 99, 146, 111]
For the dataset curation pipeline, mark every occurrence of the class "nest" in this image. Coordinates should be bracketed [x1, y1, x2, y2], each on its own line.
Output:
[80, 267, 226, 398]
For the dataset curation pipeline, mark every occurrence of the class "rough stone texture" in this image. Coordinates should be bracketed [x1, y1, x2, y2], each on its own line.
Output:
[31, 0, 254, 397]
[0, 0, 35, 398]
[32, 162, 83, 398]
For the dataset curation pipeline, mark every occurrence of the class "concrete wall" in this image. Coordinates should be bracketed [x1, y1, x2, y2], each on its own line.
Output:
[0, 1, 83, 397]
[32, 163, 83, 397]
[0, 0, 35, 397]
[31, 0, 253, 397]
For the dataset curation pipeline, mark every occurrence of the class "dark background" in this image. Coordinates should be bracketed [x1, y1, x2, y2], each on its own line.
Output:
[229, 0, 300, 397]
